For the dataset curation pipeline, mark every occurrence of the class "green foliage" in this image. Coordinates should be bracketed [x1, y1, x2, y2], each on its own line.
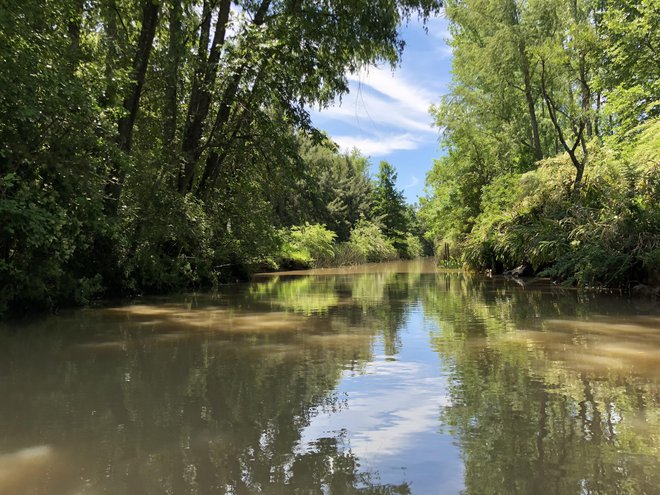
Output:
[437, 257, 463, 269]
[421, 0, 660, 289]
[0, 0, 112, 312]
[279, 223, 337, 268]
[403, 233, 423, 259]
[0, 0, 441, 316]
[347, 219, 399, 263]
[275, 216, 422, 269]
[598, 0, 660, 135]
[119, 190, 214, 291]
[372, 161, 410, 256]
[331, 243, 368, 266]
[460, 128, 660, 287]
[271, 137, 374, 241]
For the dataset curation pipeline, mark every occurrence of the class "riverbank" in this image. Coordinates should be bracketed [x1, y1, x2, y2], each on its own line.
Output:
[421, 120, 660, 291]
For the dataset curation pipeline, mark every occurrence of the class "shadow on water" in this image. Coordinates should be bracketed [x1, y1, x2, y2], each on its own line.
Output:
[0, 259, 658, 494]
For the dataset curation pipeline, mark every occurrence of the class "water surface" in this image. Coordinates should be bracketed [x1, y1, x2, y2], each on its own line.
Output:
[1, 260, 658, 494]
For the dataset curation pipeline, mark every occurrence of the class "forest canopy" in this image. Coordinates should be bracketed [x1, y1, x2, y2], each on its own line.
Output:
[419, 0, 659, 288]
[2, 0, 658, 316]
[0, 0, 440, 315]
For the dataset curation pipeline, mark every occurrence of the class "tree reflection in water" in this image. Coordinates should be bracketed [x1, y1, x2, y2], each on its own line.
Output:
[0, 269, 418, 495]
[422, 272, 659, 495]
[0, 261, 658, 494]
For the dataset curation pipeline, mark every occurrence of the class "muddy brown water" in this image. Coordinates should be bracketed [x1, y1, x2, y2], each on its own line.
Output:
[0, 260, 658, 494]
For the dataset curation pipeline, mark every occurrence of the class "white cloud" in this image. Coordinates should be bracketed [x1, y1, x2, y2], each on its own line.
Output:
[319, 91, 434, 134]
[311, 65, 441, 158]
[403, 175, 420, 190]
[347, 66, 435, 115]
[332, 134, 421, 157]
[314, 65, 438, 137]
[309, 12, 452, 177]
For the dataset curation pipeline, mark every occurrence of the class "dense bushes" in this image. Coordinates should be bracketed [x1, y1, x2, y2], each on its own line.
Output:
[274, 154, 425, 270]
[449, 121, 660, 287]
[279, 223, 337, 268]
[346, 219, 398, 263]
[277, 219, 422, 269]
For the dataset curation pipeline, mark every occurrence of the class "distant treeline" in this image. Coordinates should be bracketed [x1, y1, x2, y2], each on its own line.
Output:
[0, 0, 441, 315]
[419, 0, 659, 288]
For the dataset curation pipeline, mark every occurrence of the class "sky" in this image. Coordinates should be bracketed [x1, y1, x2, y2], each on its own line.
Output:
[309, 13, 454, 204]
[298, 308, 465, 492]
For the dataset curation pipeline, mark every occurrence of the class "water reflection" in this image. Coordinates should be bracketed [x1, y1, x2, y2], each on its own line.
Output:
[0, 260, 658, 494]
[422, 272, 660, 494]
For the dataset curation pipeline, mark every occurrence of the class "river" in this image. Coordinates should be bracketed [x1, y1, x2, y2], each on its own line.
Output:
[0, 259, 658, 494]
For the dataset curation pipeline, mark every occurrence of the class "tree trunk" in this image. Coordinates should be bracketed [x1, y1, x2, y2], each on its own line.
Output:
[178, 0, 232, 194]
[508, 0, 543, 162]
[522, 57, 543, 162]
[579, 55, 593, 139]
[191, 0, 272, 197]
[194, 69, 244, 196]
[594, 90, 601, 137]
[106, 0, 160, 211]
[117, 0, 160, 154]
[540, 61, 587, 194]
[163, 0, 182, 150]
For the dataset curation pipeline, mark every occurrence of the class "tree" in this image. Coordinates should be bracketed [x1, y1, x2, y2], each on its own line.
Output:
[532, 0, 600, 192]
[421, 0, 658, 286]
[294, 141, 375, 242]
[598, 0, 660, 136]
[372, 161, 409, 255]
[0, 0, 445, 314]
[0, 0, 110, 312]
[107, 0, 162, 211]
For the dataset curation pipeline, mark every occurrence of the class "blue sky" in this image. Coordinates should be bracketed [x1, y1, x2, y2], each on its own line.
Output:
[310, 13, 453, 204]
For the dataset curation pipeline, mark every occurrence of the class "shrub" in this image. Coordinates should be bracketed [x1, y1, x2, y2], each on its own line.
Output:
[347, 219, 398, 262]
[279, 223, 336, 268]
[403, 233, 423, 259]
[459, 121, 660, 288]
[333, 242, 367, 266]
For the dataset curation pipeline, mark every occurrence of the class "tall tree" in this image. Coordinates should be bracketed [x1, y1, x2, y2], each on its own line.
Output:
[598, 0, 660, 135]
[372, 161, 409, 254]
[107, 0, 161, 210]
[177, 0, 234, 194]
[162, 0, 184, 152]
[1, 0, 445, 314]
[533, 0, 600, 191]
